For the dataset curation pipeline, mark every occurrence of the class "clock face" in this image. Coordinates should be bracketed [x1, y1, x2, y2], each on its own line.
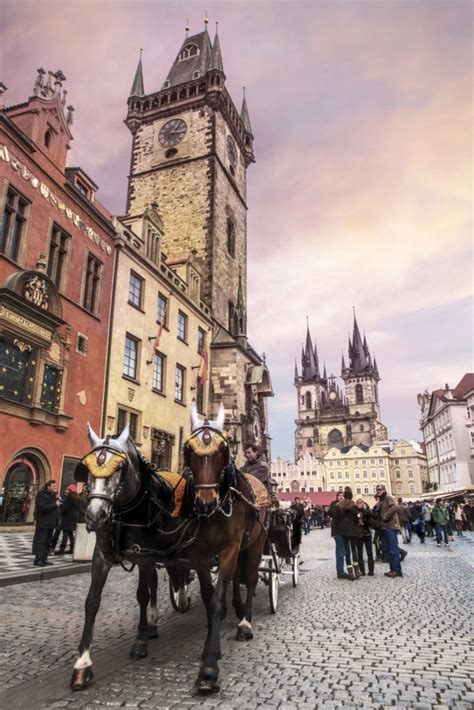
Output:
[329, 390, 337, 401]
[227, 135, 237, 167]
[158, 119, 187, 148]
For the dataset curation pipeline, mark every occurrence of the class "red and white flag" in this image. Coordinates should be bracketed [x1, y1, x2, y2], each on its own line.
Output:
[198, 334, 209, 385]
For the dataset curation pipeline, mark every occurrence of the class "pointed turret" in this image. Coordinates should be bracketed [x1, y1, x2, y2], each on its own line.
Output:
[341, 352, 347, 375]
[323, 362, 327, 381]
[209, 25, 225, 74]
[350, 312, 369, 374]
[373, 357, 380, 381]
[302, 322, 318, 381]
[130, 50, 145, 97]
[240, 87, 253, 135]
[294, 359, 299, 385]
[235, 269, 246, 336]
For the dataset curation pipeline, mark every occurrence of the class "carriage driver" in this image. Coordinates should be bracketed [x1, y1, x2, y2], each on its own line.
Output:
[242, 443, 277, 504]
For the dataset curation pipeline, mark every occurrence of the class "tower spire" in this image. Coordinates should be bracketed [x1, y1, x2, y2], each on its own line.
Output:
[209, 22, 225, 73]
[240, 86, 253, 135]
[129, 49, 144, 97]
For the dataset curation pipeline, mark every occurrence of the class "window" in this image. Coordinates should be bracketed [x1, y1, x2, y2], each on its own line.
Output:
[337, 461, 342, 467]
[117, 407, 138, 441]
[157, 293, 168, 326]
[179, 44, 199, 61]
[128, 271, 143, 308]
[44, 130, 52, 148]
[408, 468, 414, 479]
[371, 470, 377, 478]
[305, 391, 312, 409]
[337, 472, 342, 479]
[397, 483, 403, 494]
[47, 224, 70, 289]
[1, 185, 29, 261]
[40, 365, 62, 413]
[378, 458, 384, 464]
[345, 471, 350, 480]
[307, 439, 312, 447]
[363, 485, 369, 495]
[355, 383, 363, 403]
[409, 484, 415, 494]
[0, 336, 36, 405]
[175, 365, 185, 402]
[196, 379, 205, 413]
[330, 472, 334, 480]
[197, 327, 206, 355]
[83, 253, 102, 314]
[330, 485, 335, 492]
[152, 352, 164, 393]
[372, 484, 377, 494]
[227, 219, 235, 257]
[363, 470, 368, 479]
[177, 311, 187, 341]
[407, 458, 412, 464]
[338, 485, 343, 492]
[123, 335, 139, 379]
[396, 470, 401, 479]
[380, 469, 385, 478]
[356, 485, 362, 494]
[355, 470, 360, 479]
[370, 459, 375, 464]
[228, 300, 237, 336]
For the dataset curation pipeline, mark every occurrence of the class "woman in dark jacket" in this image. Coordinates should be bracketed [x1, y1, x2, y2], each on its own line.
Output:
[355, 498, 374, 576]
[54, 485, 80, 554]
[333, 487, 361, 580]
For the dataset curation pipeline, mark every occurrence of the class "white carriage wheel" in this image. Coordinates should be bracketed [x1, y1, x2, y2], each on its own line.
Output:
[269, 556, 279, 614]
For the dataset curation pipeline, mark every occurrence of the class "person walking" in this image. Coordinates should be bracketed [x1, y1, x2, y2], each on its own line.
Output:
[329, 491, 347, 579]
[32, 480, 61, 567]
[333, 487, 361, 580]
[411, 501, 425, 544]
[453, 503, 465, 536]
[355, 498, 375, 576]
[432, 499, 450, 547]
[397, 498, 411, 544]
[54, 484, 80, 554]
[375, 484, 402, 578]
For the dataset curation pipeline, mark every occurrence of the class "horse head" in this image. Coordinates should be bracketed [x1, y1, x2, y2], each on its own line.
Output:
[76, 423, 138, 531]
[184, 402, 229, 516]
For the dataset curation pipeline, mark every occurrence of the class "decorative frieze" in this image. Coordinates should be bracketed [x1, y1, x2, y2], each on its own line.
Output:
[0, 305, 52, 340]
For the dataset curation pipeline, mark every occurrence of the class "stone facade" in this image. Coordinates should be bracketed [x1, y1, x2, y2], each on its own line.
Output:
[389, 439, 429, 498]
[123, 28, 272, 462]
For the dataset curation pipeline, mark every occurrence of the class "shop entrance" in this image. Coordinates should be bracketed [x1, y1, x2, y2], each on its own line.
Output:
[1, 453, 45, 524]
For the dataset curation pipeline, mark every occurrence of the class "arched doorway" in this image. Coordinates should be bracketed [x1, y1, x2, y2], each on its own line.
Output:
[1, 451, 49, 524]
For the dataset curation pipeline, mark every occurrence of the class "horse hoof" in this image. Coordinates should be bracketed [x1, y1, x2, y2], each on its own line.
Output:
[196, 667, 220, 694]
[70, 666, 94, 691]
[236, 626, 253, 641]
[129, 640, 148, 659]
[147, 624, 159, 639]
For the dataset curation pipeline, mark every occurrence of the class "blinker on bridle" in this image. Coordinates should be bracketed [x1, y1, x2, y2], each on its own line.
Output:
[186, 427, 228, 491]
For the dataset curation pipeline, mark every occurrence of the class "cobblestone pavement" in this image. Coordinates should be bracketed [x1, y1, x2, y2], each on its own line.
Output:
[0, 529, 473, 709]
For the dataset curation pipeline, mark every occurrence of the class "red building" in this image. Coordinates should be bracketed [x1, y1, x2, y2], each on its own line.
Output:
[0, 70, 116, 524]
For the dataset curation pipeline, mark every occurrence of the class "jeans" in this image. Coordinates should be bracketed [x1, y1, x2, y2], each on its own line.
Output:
[334, 535, 345, 576]
[356, 535, 374, 574]
[342, 536, 359, 566]
[435, 524, 448, 544]
[303, 519, 310, 535]
[381, 528, 401, 574]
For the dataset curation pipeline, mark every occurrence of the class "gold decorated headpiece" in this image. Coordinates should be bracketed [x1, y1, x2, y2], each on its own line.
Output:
[83, 451, 127, 478]
[186, 431, 226, 457]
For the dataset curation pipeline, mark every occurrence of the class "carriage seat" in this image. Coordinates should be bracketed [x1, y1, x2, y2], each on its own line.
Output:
[150, 470, 187, 518]
[243, 474, 271, 508]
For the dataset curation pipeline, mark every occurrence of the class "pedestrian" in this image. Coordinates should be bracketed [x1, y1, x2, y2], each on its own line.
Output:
[411, 501, 425, 543]
[432, 498, 450, 547]
[302, 500, 311, 535]
[32, 480, 61, 567]
[333, 486, 361, 580]
[54, 484, 80, 554]
[329, 491, 347, 580]
[374, 484, 403, 578]
[453, 503, 464, 536]
[423, 502, 434, 537]
[355, 498, 374, 576]
[397, 498, 411, 544]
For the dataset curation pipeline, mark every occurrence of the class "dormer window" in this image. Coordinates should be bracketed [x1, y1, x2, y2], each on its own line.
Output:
[179, 44, 199, 61]
[192, 70, 200, 79]
[162, 80, 170, 89]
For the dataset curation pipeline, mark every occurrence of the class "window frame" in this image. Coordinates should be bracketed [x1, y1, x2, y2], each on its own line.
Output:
[152, 351, 165, 394]
[177, 310, 188, 343]
[82, 251, 103, 315]
[0, 184, 30, 264]
[47, 222, 71, 292]
[123, 333, 140, 381]
[128, 270, 144, 310]
[175, 364, 186, 403]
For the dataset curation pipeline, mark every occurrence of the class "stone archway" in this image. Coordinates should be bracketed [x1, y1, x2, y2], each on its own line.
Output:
[1, 449, 50, 524]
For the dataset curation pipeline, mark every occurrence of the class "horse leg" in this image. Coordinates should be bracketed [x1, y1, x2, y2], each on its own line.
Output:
[71, 550, 112, 690]
[236, 536, 265, 642]
[147, 564, 159, 639]
[196, 546, 239, 694]
[196, 568, 215, 661]
[232, 558, 245, 621]
[130, 563, 153, 659]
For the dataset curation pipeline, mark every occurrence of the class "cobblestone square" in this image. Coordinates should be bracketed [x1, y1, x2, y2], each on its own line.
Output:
[0, 529, 472, 709]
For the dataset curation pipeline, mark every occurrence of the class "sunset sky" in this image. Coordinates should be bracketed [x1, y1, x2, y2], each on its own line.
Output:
[2, 1, 472, 460]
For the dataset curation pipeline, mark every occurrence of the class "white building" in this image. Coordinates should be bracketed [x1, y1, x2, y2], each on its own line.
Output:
[418, 374, 474, 491]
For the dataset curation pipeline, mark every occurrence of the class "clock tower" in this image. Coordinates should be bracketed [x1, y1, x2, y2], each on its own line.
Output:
[124, 22, 272, 460]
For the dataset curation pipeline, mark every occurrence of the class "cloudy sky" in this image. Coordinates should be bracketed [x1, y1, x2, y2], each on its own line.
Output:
[2, 0, 472, 460]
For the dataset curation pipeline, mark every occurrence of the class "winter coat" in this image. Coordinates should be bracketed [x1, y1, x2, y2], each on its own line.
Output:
[397, 504, 410, 526]
[241, 454, 270, 485]
[60, 494, 80, 531]
[378, 493, 400, 530]
[333, 501, 361, 538]
[431, 504, 449, 525]
[34, 489, 58, 529]
[355, 507, 372, 538]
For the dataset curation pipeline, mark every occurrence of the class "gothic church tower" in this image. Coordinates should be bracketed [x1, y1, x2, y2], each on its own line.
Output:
[124, 21, 272, 459]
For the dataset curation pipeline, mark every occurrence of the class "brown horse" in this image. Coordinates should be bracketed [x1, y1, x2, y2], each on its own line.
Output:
[184, 403, 270, 693]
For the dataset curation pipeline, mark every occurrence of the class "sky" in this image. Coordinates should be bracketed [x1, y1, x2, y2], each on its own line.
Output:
[1, 0, 472, 460]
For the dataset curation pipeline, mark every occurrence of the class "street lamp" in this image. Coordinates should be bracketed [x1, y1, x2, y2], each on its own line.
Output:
[228, 430, 240, 460]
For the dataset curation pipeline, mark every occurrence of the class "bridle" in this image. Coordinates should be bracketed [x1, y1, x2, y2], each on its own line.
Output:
[185, 426, 235, 517]
[82, 444, 144, 512]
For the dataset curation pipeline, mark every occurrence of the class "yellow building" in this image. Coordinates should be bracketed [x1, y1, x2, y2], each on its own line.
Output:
[103, 208, 212, 471]
[323, 445, 392, 503]
[389, 440, 428, 499]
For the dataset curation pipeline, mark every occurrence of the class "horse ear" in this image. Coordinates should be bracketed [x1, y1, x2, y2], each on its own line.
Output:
[191, 401, 200, 431]
[116, 424, 130, 448]
[216, 403, 225, 431]
[87, 422, 101, 448]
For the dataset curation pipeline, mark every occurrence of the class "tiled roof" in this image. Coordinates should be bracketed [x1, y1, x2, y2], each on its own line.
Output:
[453, 373, 474, 399]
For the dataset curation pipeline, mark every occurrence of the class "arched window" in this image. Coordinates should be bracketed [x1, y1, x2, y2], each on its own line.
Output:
[356, 384, 363, 403]
[327, 429, 343, 451]
[179, 44, 199, 61]
[226, 219, 235, 257]
[360, 424, 364, 432]
[306, 438, 312, 447]
[305, 391, 312, 409]
[44, 130, 52, 148]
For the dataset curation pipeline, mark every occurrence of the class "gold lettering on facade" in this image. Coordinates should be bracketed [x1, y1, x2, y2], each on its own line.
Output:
[0, 307, 52, 340]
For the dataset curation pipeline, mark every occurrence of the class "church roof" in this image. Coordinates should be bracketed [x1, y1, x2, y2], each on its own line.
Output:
[164, 30, 213, 88]
[240, 91, 252, 134]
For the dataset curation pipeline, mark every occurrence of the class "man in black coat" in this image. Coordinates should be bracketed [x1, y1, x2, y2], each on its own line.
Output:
[33, 480, 61, 566]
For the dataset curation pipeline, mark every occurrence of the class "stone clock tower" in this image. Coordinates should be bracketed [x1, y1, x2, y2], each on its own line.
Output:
[124, 22, 272, 461]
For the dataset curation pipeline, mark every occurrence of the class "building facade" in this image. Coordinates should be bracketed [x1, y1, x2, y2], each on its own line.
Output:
[0, 71, 116, 523]
[104, 208, 212, 472]
[294, 314, 387, 462]
[388, 440, 428, 498]
[418, 374, 474, 491]
[123, 24, 272, 463]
